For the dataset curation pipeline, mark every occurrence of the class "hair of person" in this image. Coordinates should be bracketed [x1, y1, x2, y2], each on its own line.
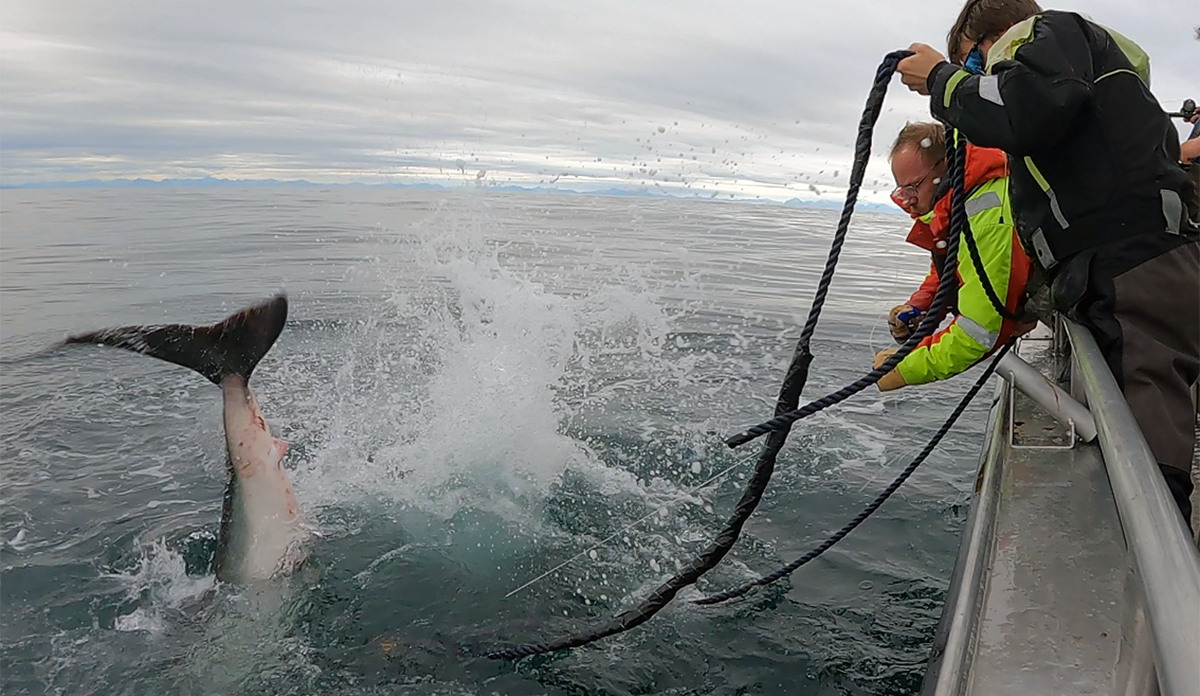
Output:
[946, 0, 1044, 63]
[889, 122, 947, 165]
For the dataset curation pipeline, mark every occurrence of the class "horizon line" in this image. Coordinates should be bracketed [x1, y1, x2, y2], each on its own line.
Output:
[0, 175, 903, 213]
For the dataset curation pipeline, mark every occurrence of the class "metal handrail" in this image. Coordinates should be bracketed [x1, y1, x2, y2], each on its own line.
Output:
[996, 350, 1098, 443]
[1064, 318, 1200, 696]
[919, 378, 1009, 696]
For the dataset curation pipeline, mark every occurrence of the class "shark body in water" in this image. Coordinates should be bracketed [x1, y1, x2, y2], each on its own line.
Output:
[65, 295, 309, 583]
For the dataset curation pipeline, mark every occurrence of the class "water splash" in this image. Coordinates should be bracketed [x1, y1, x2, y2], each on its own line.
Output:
[289, 195, 687, 528]
[105, 537, 215, 635]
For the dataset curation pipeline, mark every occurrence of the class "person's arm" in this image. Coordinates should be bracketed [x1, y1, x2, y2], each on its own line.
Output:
[893, 320, 988, 387]
[896, 14, 1094, 155]
[878, 185, 1030, 390]
[1182, 136, 1200, 163]
[928, 15, 1093, 155]
[907, 263, 939, 310]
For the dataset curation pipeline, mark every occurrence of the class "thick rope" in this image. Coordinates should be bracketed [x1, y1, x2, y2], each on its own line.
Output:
[725, 123, 1031, 449]
[699, 129, 1010, 602]
[483, 51, 915, 661]
[724, 127, 968, 449]
[960, 215, 1022, 321]
[695, 340, 1011, 604]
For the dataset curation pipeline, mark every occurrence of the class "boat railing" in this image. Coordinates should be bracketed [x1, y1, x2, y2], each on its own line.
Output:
[1063, 318, 1200, 696]
[922, 314, 1200, 696]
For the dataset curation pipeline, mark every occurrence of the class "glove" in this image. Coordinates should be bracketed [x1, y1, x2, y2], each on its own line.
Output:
[887, 304, 924, 343]
[873, 348, 907, 391]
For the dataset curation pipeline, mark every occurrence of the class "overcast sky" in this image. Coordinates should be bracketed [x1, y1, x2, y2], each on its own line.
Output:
[2, 0, 1197, 202]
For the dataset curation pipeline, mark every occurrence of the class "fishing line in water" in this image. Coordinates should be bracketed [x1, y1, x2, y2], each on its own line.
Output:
[501, 448, 764, 599]
[694, 340, 1012, 605]
[507, 330, 1005, 607]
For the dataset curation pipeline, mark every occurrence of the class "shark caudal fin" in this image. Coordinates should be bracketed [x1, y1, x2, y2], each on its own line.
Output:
[64, 295, 288, 385]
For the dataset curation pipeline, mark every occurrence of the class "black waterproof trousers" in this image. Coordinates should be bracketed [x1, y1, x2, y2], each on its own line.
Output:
[1055, 233, 1200, 529]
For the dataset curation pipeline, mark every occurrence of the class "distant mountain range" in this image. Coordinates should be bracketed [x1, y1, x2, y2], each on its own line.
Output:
[0, 176, 902, 213]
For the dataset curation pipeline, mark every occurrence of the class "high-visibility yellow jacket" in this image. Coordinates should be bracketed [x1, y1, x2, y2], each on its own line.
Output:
[897, 145, 1032, 385]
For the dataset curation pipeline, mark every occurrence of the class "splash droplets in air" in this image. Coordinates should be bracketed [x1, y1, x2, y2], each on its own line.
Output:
[290, 195, 681, 532]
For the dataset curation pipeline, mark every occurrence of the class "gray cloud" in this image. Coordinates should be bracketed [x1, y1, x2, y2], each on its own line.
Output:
[3, 0, 1196, 202]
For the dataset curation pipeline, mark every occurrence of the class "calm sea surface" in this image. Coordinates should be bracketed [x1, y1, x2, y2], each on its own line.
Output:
[1, 187, 993, 695]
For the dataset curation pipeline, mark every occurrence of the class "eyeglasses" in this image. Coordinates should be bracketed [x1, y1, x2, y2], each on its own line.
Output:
[890, 161, 943, 211]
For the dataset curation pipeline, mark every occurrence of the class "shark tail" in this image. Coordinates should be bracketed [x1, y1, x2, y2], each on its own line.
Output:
[64, 294, 288, 385]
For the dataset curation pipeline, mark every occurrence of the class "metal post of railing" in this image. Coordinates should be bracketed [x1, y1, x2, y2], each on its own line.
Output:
[996, 351, 1098, 442]
[1064, 318, 1200, 696]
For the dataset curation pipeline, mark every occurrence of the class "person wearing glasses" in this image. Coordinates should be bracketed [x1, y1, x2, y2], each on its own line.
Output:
[895, 0, 1199, 525]
[884, 124, 949, 344]
[873, 122, 1033, 392]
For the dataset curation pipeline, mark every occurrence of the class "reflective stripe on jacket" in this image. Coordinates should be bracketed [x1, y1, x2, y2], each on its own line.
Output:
[896, 177, 1032, 385]
[926, 11, 1189, 271]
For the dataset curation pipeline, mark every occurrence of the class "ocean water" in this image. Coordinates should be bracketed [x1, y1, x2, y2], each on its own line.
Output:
[1, 187, 993, 695]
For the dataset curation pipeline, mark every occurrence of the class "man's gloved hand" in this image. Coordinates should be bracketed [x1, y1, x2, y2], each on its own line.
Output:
[887, 304, 924, 343]
[873, 348, 907, 391]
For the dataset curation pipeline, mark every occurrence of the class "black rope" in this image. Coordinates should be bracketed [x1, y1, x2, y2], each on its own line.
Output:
[725, 126, 1031, 449]
[695, 124, 1025, 600]
[960, 215, 1021, 322]
[695, 128, 1015, 603]
[483, 50, 915, 661]
[943, 129, 1020, 323]
[724, 127, 969, 450]
[694, 339, 1012, 605]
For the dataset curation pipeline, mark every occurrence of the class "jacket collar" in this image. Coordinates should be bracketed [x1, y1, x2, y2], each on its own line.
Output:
[927, 144, 1008, 241]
